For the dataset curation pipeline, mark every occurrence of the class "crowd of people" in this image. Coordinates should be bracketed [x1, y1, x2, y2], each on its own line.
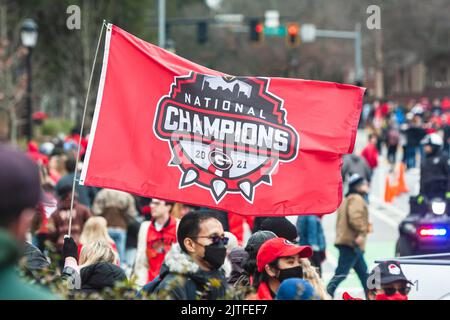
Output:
[5, 96, 450, 300]
[360, 96, 450, 170]
[0, 132, 417, 301]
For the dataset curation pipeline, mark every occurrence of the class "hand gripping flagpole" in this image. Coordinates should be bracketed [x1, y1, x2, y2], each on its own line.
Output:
[67, 20, 108, 238]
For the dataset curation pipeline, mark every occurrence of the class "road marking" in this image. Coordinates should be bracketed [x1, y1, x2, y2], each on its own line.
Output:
[369, 204, 401, 229]
[370, 195, 408, 218]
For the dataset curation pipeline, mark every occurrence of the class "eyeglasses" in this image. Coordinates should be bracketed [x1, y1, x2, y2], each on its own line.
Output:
[383, 286, 411, 296]
[192, 235, 229, 245]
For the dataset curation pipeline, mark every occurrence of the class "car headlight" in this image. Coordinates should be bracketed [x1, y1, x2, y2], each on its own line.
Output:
[431, 201, 446, 215]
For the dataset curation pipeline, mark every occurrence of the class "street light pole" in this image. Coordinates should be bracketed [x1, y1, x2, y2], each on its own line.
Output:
[354, 23, 363, 83]
[20, 18, 38, 142]
[158, 0, 166, 48]
[25, 48, 33, 142]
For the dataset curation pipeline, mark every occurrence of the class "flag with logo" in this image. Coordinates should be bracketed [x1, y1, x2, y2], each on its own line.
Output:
[80, 24, 364, 216]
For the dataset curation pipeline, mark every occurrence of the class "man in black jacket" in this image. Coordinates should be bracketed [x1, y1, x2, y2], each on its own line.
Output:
[420, 133, 450, 198]
[149, 211, 229, 300]
[404, 116, 427, 169]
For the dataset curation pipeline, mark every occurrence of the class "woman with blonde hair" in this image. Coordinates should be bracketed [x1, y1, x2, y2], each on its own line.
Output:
[79, 241, 119, 268]
[64, 240, 127, 294]
[79, 216, 119, 264]
[79, 241, 126, 294]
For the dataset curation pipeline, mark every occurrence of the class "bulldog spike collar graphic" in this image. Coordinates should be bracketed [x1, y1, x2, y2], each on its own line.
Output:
[154, 72, 299, 203]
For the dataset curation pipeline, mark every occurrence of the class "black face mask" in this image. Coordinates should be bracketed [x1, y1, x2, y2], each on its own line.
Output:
[203, 243, 227, 270]
[277, 266, 303, 283]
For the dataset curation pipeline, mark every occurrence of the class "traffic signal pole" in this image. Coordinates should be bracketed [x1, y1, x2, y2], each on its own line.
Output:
[158, 0, 166, 48]
[313, 24, 364, 83]
[354, 23, 363, 83]
[153, 15, 363, 83]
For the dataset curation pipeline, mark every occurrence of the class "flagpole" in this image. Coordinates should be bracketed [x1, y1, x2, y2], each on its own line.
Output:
[67, 20, 107, 237]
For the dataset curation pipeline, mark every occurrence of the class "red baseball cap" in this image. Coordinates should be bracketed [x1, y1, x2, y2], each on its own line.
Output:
[256, 238, 313, 272]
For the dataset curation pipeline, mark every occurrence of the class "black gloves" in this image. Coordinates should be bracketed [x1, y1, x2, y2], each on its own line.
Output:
[62, 236, 78, 261]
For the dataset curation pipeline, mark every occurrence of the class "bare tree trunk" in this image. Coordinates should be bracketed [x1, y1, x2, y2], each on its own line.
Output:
[0, 3, 17, 145]
[9, 106, 17, 145]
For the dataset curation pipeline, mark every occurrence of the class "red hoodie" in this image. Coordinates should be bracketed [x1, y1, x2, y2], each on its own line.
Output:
[361, 143, 378, 169]
[146, 216, 177, 282]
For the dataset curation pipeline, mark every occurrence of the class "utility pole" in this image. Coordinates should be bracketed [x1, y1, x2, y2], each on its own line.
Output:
[354, 23, 363, 83]
[25, 48, 32, 141]
[374, 29, 384, 98]
[286, 47, 299, 78]
[158, 0, 166, 48]
[301, 24, 364, 85]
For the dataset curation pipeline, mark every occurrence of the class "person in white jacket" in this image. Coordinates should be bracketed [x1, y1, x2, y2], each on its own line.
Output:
[133, 199, 179, 287]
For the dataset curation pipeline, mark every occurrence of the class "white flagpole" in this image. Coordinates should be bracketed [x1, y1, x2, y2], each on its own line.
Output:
[67, 20, 107, 237]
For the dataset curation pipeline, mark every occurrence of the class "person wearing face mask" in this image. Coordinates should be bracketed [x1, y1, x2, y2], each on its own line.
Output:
[367, 261, 412, 300]
[327, 173, 371, 299]
[248, 237, 313, 300]
[149, 211, 229, 300]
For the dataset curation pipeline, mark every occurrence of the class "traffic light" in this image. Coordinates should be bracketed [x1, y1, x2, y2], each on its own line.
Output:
[249, 19, 264, 43]
[286, 22, 300, 47]
[197, 21, 208, 44]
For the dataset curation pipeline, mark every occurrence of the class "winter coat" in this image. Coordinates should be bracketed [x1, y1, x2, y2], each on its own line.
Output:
[227, 247, 249, 285]
[22, 242, 50, 272]
[134, 217, 178, 286]
[335, 193, 370, 251]
[0, 230, 56, 300]
[79, 262, 127, 294]
[420, 153, 450, 197]
[47, 203, 91, 250]
[297, 216, 326, 252]
[153, 244, 228, 300]
[405, 126, 427, 147]
[361, 143, 379, 170]
[92, 189, 137, 230]
[126, 217, 142, 249]
[387, 129, 400, 146]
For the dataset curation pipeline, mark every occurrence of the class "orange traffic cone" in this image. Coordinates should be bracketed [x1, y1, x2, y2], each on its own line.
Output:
[391, 182, 400, 197]
[397, 162, 409, 194]
[384, 176, 394, 202]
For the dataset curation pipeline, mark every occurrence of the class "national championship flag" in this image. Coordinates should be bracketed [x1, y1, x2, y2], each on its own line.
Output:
[80, 24, 365, 216]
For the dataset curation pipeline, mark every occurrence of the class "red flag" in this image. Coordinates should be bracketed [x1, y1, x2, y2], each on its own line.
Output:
[80, 24, 364, 216]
